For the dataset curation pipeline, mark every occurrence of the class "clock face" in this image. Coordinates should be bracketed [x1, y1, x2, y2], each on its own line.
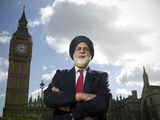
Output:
[15, 44, 27, 54]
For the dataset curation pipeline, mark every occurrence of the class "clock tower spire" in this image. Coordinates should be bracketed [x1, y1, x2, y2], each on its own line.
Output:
[18, 6, 27, 28]
[14, 6, 31, 39]
[3, 8, 32, 116]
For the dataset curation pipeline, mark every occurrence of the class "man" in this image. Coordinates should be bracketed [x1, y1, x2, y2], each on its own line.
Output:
[44, 36, 111, 120]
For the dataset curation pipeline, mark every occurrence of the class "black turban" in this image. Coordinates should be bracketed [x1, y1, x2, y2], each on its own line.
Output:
[69, 35, 94, 60]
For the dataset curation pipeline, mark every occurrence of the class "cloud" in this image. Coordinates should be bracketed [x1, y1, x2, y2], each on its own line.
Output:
[0, 70, 7, 83]
[0, 57, 9, 67]
[28, 20, 40, 28]
[0, 94, 5, 98]
[42, 65, 48, 71]
[116, 65, 143, 86]
[46, 36, 70, 53]
[40, 70, 56, 81]
[40, 0, 160, 88]
[115, 88, 131, 96]
[0, 57, 8, 83]
[113, 0, 160, 29]
[116, 64, 160, 88]
[29, 86, 47, 100]
[0, 31, 10, 44]
[40, 6, 54, 24]
[40, 0, 150, 64]
[30, 88, 41, 100]
[0, 94, 5, 116]
[0, 57, 7, 115]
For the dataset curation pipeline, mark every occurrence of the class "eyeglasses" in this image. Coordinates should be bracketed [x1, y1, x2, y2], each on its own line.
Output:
[75, 47, 90, 52]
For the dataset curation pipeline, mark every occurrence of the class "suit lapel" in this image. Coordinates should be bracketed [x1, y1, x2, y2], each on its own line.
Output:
[84, 68, 93, 93]
[68, 67, 76, 94]
[68, 67, 94, 93]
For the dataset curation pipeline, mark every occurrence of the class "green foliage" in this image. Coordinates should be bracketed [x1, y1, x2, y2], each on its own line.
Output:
[1, 113, 39, 120]
[1, 116, 12, 120]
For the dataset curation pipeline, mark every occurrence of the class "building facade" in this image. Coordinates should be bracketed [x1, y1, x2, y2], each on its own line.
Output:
[3, 8, 53, 119]
[3, 8, 32, 116]
[141, 67, 160, 120]
[109, 90, 141, 120]
[109, 67, 160, 120]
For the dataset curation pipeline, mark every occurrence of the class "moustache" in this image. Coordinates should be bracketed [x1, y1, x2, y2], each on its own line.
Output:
[77, 53, 89, 57]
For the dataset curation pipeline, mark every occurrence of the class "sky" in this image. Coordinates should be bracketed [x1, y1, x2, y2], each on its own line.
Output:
[0, 0, 160, 116]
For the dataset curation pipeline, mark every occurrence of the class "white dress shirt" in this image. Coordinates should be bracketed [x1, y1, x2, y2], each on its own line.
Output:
[75, 66, 87, 85]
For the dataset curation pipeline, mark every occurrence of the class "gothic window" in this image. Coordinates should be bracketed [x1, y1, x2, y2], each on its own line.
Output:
[150, 97, 152, 105]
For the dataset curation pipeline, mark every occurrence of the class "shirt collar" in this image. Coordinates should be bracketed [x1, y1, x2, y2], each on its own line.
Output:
[75, 66, 88, 73]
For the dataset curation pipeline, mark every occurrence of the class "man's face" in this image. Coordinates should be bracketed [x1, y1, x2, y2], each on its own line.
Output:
[73, 42, 91, 68]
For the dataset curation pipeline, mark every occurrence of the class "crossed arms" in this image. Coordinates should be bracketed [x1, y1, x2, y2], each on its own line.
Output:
[52, 86, 96, 111]
[43, 70, 111, 118]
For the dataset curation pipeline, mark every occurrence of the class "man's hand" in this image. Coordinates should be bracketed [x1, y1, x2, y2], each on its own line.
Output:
[58, 106, 71, 112]
[75, 93, 96, 102]
[51, 87, 60, 93]
[51, 87, 70, 112]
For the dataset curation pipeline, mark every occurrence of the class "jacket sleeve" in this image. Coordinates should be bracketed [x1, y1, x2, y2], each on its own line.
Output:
[43, 70, 75, 108]
[72, 72, 111, 118]
[83, 72, 111, 113]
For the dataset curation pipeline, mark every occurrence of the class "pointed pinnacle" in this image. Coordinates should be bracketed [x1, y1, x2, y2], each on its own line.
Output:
[18, 6, 27, 26]
[23, 5, 25, 12]
[22, 6, 26, 20]
[143, 66, 146, 74]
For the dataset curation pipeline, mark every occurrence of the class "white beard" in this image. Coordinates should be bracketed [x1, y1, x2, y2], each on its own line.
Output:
[73, 53, 91, 68]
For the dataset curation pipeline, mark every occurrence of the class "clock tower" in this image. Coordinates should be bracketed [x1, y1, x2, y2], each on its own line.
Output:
[3, 8, 32, 115]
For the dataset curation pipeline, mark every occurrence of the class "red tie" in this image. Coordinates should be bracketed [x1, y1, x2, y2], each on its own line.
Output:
[76, 70, 83, 93]
[74, 70, 84, 120]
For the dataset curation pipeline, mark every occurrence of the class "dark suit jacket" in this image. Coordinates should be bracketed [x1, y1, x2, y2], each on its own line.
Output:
[44, 67, 111, 120]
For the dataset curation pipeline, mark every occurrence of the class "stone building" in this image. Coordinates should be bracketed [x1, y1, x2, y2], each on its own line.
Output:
[109, 67, 160, 120]
[2, 8, 53, 120]
[3, 7, 32, 116]
[109, 90, 141, 120]
[141, 67, 160, 120]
